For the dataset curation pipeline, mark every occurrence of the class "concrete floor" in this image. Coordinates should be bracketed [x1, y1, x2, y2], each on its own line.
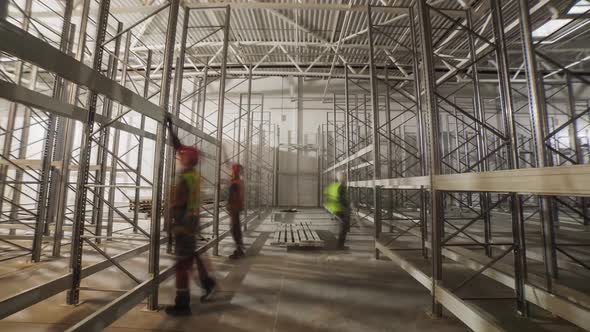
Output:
[0, 208, 468, 332]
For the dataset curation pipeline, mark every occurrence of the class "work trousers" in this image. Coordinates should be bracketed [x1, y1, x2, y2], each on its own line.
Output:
[229, 209, 243, 250]
[335, 212, 350, 247]
[175, 232, 211, 291]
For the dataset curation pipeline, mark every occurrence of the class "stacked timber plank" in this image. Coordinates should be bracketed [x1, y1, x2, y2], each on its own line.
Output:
[129, 198, 153, 217]
[271, 222, 324, 248]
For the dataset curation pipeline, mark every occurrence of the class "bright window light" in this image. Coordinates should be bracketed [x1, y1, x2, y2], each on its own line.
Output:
[568, 0, 590, 14]
[532, 19, 572, 38]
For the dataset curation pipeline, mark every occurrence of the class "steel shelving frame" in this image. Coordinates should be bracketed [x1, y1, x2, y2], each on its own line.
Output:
[0, 1, 275, 330]
[320, 1, 590, 331]
[1, 1, 590, 331]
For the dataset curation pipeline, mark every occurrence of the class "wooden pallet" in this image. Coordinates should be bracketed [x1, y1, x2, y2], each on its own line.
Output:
[271, 222, 324, 248]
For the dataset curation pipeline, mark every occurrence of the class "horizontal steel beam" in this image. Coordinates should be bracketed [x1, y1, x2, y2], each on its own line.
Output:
[0, 21, 216, 145]
[324, 144, 373, 174]
[347, 165, 590, 196]
[434, 164, 590, 197]
[0, 238, 165, 320]
[374, 214, 590, 331]
[185, 2, 409, 13]
[0, 79, 157, 140]
[184, 1, 465, 17]
[440, 245, 590, 331]
[65, 211, 267, 332]
[350, 176, 430, 190]
[376, 242, 506, 332]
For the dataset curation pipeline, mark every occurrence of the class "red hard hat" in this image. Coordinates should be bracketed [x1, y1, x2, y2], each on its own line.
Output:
[177, 145, 200, 166]
[231, 163, 242, 177]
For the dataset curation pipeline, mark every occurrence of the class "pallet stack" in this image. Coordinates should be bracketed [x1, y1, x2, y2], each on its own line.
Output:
[271, 222, 324, 248]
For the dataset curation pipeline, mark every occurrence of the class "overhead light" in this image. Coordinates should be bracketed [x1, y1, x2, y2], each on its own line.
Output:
[532, 19, 572, 38]
[568, 0, 590, 14]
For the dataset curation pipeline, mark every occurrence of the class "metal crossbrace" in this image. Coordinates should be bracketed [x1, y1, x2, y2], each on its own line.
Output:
[437, 93, 506, 140]
[555, 246, 590, 271]
[555, 197, 589, 221]
[84, 188, 150, 238]
[545, 106, 590, 140]
[452, 245, 515, 293]
[443, 195, 509, 245]
[387, 218, 421, 243]
[82, 238, 141, 284]
[436, 47, 497, 87]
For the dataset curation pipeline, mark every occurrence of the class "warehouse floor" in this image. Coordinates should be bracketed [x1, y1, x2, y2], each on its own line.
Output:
[0, 209, 468, 332]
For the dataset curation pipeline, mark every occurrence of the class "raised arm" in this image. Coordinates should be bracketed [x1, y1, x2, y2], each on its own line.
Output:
[165, 114, 182, 150]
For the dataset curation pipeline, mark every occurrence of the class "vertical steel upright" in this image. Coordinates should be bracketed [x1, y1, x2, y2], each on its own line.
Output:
[416, 0, 443, 317]
[332, 95, 337, 182]
[565, 73, 588, 224]
[409, 7, 428, 258]
[384, 65, 394, 227]
[316, 124, 324, 208]
[212, 5, 232, 255]
[33, 0, 74, 263]
[466, 9, 492, 257]
[0, 0, 8, 20]
[148, 0, 180, 310]
[244, 66, 253, 224]
[107, 30, 133, 238]
[367, 5, 382, 259]
[133, 50, 152, 234]
[518, 0, 559, 286]
[6, 0, 33, 234]
[67, 0, 110, 304]
[274, 126, 280, 207]
[257, 97, 264, 214]
[53, 0, 91, 256]
[192, 77, 201, 146]
[162, 9, 190, 248]
[94, 22, 123, 242]
[199, 62, 209, 143]
[344, 66, 351, 205]
[491, 0, 529, 315]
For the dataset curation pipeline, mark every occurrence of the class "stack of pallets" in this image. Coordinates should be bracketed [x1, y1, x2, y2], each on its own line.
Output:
[129, 198, 153, 217]
[271, 222, 324, 248]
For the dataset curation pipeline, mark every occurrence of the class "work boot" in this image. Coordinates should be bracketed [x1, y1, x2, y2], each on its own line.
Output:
[165, 291, 191, 316]
[229, 248, 245, 259]
[200, 278, 217, 303]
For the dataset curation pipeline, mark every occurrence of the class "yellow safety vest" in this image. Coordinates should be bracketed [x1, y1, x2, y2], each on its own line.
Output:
[324, 182, 344, 214]
[177, 170, 201, 215]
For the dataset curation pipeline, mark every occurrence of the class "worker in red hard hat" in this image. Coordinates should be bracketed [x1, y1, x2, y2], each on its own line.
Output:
[227, 163, 245, 259]
[165, 114, 216, 316]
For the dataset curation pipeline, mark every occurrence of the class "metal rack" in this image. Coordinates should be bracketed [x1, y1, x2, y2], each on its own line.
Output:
[320, 1, 590, 331]
[1, 0, 590, 331]
[0, 1, 275, 329]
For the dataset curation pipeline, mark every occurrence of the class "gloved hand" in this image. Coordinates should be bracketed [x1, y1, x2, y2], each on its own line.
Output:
[164, 113, 173, 128]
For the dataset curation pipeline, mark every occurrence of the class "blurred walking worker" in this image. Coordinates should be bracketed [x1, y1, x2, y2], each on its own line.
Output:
[227, 163, 245, 259]
[165, 115, 216, 316]
[324, 171, 350, 248]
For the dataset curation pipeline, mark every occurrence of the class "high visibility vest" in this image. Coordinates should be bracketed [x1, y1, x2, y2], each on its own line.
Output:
[324, 182, 344, 214]
[177, 169, 201, 215]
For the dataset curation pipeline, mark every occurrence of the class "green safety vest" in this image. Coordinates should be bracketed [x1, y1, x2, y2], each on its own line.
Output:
[177, 170, 201, 214]
[324, 182, 344, 214]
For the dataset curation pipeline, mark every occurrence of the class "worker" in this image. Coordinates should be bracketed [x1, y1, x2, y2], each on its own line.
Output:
[165, 114, 216, 316]
[324, 171, 350, 249]
[227, 163, 245, 259]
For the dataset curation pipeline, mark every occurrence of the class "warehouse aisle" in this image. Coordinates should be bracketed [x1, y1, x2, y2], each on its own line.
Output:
[0, 209, 468, 332]
[107, 209, 468, 332]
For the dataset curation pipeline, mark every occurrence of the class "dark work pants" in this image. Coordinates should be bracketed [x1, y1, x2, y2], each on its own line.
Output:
[336, 212, 350, 247]
[230, 209, 243, 251]
[175, 233, 211, 291]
